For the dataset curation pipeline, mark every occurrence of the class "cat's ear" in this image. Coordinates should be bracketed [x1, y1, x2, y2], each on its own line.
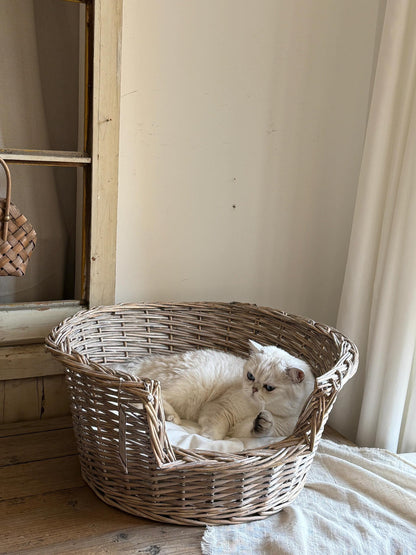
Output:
[248, 340, 264, 354]
[287, 367, 305, 383]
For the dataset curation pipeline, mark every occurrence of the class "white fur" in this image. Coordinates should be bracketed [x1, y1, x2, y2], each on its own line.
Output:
[108, 341, 315, 440]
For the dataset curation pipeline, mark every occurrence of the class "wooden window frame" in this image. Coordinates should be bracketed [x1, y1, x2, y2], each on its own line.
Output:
[0, 0, 123, 385]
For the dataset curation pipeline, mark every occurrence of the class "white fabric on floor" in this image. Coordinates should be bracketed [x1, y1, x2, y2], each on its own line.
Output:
[201, 439, 416, 554]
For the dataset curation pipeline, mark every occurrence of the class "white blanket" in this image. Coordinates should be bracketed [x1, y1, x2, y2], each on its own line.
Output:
[166, 421, 283, 453]
[200, 440, 416, 554]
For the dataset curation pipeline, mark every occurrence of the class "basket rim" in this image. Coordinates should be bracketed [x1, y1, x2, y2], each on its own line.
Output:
[46, 300, 359, 382]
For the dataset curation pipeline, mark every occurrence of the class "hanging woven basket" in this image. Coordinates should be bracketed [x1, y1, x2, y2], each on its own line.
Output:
[0, 157, 37, 276]
[46, 302, 358, 526]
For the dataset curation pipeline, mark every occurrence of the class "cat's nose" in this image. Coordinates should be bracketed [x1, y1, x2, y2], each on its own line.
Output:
[252, 385, 259, 393]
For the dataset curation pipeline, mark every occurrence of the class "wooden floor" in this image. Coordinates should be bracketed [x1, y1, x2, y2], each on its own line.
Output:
[0, 416, 204, 554]
[0, 417, 349, 554]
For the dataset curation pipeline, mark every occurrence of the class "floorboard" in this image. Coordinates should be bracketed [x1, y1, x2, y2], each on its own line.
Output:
[0, 428, 77, 466]
[1, 486, 201, 554]
[0, 417, 204, 554]
[0, 415, 72, 438]
[0, 455, 84, 501]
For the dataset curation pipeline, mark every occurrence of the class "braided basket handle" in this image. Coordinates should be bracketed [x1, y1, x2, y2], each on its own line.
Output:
[0, 157, 12, 242]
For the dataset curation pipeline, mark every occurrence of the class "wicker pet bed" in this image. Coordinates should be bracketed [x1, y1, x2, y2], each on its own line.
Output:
[46, 302, 358, 526]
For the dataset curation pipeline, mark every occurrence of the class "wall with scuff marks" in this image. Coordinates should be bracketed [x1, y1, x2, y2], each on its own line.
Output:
[116, 0, 383, 326]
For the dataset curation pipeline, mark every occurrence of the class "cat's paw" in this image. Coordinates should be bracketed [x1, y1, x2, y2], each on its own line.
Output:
[166, 413, 181, 424]
[252, 410, 274, 436]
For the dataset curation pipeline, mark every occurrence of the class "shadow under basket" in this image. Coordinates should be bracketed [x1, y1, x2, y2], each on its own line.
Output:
[46, 302, 358, 526]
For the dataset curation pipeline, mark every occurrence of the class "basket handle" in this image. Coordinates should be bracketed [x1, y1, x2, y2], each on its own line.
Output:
[0, 157, 12, 242]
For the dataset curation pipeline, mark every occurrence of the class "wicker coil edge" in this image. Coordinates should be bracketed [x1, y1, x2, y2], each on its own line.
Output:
[45, 302, 358, 526]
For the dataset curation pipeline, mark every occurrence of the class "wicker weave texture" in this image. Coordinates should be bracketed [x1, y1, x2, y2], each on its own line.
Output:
[0, 157, 37, 276]
[46, 302, 358, 526]
[0, 201, 37, 276]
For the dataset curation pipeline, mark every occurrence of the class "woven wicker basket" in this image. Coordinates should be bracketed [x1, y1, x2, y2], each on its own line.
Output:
[46, 302, 358, 526]
[0, 157, 37, 276]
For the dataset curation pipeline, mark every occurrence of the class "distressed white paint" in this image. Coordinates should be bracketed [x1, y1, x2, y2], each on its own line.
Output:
[88, 0, 123, 307]
[0, 302, 82, 345]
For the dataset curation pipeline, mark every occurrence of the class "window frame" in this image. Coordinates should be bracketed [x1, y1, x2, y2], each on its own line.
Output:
[0, 0, 122, 378]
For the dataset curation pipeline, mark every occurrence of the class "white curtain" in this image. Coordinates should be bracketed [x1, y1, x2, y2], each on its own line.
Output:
[330, 0, 416, 454]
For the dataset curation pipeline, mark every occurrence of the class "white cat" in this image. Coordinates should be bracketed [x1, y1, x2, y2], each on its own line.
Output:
[108, 340, 315, 441]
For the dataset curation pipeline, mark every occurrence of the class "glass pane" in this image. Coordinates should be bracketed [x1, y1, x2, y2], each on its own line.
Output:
[0, 0, 85, 151]
[0, 164, 84, 303]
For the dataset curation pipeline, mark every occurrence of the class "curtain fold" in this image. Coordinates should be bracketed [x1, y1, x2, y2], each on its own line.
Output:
[330, 0, 416, 454]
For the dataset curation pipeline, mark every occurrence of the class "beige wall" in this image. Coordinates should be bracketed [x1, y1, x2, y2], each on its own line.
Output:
[116, 0, 383, 325]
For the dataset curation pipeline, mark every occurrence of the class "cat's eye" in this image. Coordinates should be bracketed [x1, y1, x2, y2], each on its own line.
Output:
[247, 372, 255, 381]
[264, 384, 275, 392]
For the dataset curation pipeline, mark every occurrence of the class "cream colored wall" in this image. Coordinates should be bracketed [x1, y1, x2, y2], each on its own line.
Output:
[117, 0, 382, 325]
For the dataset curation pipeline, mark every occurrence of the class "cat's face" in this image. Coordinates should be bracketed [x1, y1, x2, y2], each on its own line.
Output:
[241, 341, 312, 410]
